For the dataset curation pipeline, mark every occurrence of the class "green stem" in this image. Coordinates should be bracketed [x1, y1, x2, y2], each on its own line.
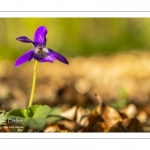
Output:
[28, 59, 38, 108]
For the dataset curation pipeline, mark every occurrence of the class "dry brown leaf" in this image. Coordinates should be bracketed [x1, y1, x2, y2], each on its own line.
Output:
[44, 124, 60, 132]
[76, 107, 91, 126]
[137, 104, 150, 115]
[122, 118, 143, 132]
[101, 105, 122, 128]
[92, 105, 102, 116]
[136, 111, 148, 123]
[120, 103, 138, 118]
[58, 120, 76, 131]
[118, 112, 128, 119]
[61, 106, 78, 120]
[109, 121, 126, 132]
[59, 130, 70, 132]
[82, 115, 105, 132]
[79, 103, 108, 132]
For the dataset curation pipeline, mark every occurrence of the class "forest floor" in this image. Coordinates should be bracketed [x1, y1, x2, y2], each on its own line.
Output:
[1, 51, 150, 132]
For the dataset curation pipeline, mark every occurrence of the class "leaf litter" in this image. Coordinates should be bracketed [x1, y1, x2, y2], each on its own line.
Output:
[0, 51, 150, 132]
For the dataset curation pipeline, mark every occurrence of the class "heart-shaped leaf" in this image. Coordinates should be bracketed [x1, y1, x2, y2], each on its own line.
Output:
[6, 104, 51, 130]
[23, 118, 47, 129]
[27, 104, 51, 118]
[6, 108, 27, 118]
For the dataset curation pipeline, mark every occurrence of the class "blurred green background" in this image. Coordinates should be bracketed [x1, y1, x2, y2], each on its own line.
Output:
[0, 18, 150, 60]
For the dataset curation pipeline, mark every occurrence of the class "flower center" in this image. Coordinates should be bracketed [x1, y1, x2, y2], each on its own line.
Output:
[35, 47, 48, 58]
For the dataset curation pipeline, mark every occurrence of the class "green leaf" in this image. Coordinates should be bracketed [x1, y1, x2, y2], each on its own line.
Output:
[23, 118, 46, 130]
[23, 104, 51, 129]
[47, 114, 73, 124]
[5, 104, 51, 130]
[49, 107, 62, 115]
[6, 109, 27, 118]
[0, 113, 7, 125]
[27, 104, 51, 118]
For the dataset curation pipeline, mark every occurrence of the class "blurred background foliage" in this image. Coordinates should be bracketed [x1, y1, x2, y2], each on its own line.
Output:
[1, 18, 150, 60]
[1, 18, 150, 132]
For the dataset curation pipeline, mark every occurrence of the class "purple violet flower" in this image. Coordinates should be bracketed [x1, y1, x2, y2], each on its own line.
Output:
[15, 26, 69, 67]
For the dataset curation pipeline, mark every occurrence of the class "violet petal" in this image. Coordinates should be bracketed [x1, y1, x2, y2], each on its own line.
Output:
[16, 36, 33, 43]
[34, 26, 47, 47]
[15, 50, 34, 67]
[34, 54, 54, 63]
[48, 49, 69, 64]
